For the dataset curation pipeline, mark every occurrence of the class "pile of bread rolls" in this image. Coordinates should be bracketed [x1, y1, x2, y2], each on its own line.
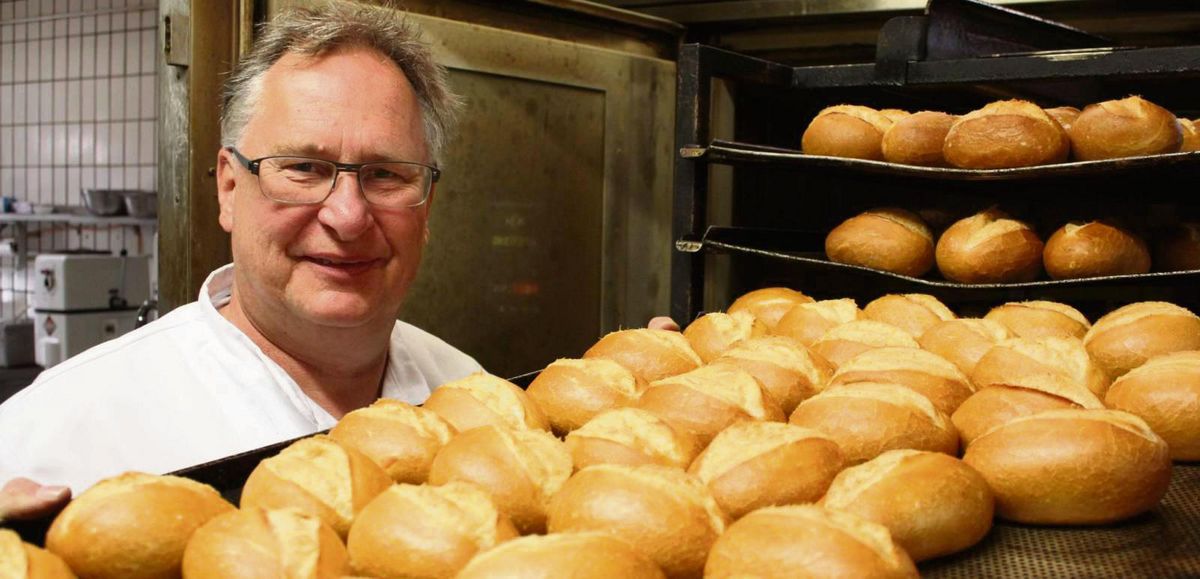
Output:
[802, 96, 1200, 168]
[17, 290, 1200, 579]
[826, 206, 1197, 282]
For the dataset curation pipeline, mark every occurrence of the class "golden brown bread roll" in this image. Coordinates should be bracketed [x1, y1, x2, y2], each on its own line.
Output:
[182, 507, 348, 579]
[1154, 222, 1200, 272]
[825, 208, 935, 277]
[773, 298, 862, 347]
[710, 336, 834, 415]
[951, 374, 1104, 448]
[935, 208, 1044, 283]
[422, 372, 549, 433]
[546, 464, 727, 579]
[681, 311, 768, 364]
[788, 382, 958, 465]
[881, 111, 957, 166]
[583, 328, 703, 383]
[879, 108, 911, 122]
[917, 318, 1011, 377]
[983, 300, 1090, 340]
[704, 505, 918, 579]
[725, 287, 814, 331]
[345, 482, 518, 579]
[1105, 351, 1200, 461]
[862, 293, 956, 338]
[801, 105, 894, 160]
[830, 347, 975, 415]
[971, 336, 1110, 398]
[634, 364, 784, 446]
[963, 409, 1171, 525]
[810, 320, 919, 369]
[526, 358, 644, 435]
[1084, 301, 1200, 378]
[1181, 118, 1200, 152]
[427, 425, 571, 535]
[1068, 96, 1183, 160]
[329, 398, 454, 484]
[455, 532, 665, 579]
[1043, 221, 1151, 279]
[0, 529, 75, 579]
[46, 472, 235, 579]
[1045, 106, 1081, 134]
[820, 450, 994, 562]
[943, 100, 1069, 168]
[565, 408, 700, 471]
[687, 422, 844, 520]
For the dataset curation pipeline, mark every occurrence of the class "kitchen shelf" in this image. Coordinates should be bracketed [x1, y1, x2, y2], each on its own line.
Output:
[0, 213, 157, 226]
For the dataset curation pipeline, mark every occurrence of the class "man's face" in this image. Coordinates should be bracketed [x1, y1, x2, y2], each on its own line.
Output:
[216, 46, 433, 330]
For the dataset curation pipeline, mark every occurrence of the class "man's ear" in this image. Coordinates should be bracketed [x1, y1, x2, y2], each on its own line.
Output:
[216, 148, 237, 233]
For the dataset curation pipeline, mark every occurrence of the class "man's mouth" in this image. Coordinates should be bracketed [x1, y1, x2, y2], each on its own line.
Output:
[301, 255, 381, 273]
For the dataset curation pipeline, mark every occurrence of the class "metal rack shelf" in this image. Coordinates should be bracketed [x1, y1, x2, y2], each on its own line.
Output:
[0, 213, 158, 227]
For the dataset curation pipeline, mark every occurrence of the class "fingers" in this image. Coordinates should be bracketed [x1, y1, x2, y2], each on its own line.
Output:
[647, 316, 681, 332]
[0, 477, 72, 522]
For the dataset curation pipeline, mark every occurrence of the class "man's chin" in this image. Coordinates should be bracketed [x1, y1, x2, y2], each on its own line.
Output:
[292, 295, 388, 329]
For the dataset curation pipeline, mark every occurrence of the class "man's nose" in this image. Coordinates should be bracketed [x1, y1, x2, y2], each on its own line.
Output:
[318, 172, 374, 240]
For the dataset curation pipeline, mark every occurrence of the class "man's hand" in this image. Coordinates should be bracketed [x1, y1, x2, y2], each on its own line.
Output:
[0, 478, 71, 523]
[648, 316, 681, 332]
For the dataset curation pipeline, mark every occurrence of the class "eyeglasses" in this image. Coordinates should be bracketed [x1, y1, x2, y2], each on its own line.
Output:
[226, 147, 440, 208]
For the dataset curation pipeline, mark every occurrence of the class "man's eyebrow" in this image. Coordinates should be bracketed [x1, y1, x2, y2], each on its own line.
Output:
[268, 143, 412, 163]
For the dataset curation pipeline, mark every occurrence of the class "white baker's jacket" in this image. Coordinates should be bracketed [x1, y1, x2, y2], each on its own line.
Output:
[0, 264, 482, 492]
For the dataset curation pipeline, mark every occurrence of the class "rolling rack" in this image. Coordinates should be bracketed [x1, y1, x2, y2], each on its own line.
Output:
[671, 0, 1200, 576]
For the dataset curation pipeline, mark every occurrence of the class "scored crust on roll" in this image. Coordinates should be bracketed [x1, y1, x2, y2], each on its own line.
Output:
[801, 105, 894, 160]
[566, 407, 700, 470]
[682, 311, 768, 364]
[711, 336, 835, 415]
[1105, 350, 1200, 461]
[423, 372, 549, 433]
[584, 328, 703, 384]
[984, 300, 1090, 340]
[329, 398, 454, 484]
[182, 507, 349, 579]
[1068, 96, 1183, 160]
[704, 505, 918, 579]
[1084, 301, 1200, 378]
[820, 450, 994, 562]
[725, 287, 815, 331]
[635, 364, 784, 445]
[918, 318, 1011, 377]
[1045, 106, 1081, 134]
[935, 208, 1044, 284]
[971, 336, 1110, 398]
[1043, 221, 1151, 279]
[952, 373, 1104, 447]
[455, 532, 666, 579]
[526, 358, 644, 435]
[774, 298, 862, 347]
[825, 208, 935, 277]
[879, 108, 912, 122]
[811, 319, 919, 368]
[830, 347, 974, 415]
[881, 111, 957, 167]
[0, 528, 75, 579]
[862, 293, 956, 338]
[1155, 222, 1200, 272]
[943, 100, 1069, 169]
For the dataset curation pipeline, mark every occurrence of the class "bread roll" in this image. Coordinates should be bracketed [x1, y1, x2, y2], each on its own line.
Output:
[427, 425, 572, 535]
[918, 318, 1011, 376]
[830, 347, 975, 415]
[422, 372, 549, 433]
[46, 472, 234, 579]
[963, 409, 1171, 524]
[526, 358, 643, 435]
[971, 336, 1110, 398]
[1154, 222, 1200, 272]
[1180, 118, 1200, 152]
[583, 328, 703, 384]
[821, 450, 994, 562]
[951, 375, 1104, 447]
[688, 422, 843, 520]
[240, 435, 391, 538]
[1045, 106, 1081, 134]
[801, 105, 894, 160]
[1068, 96, 1183, 160]
[811, 320, 919, 369]
[862, 293, 956, 338]
[1105, 351, 1200, 460]
[455, 532, 665, 579]
[0, 529, 74, 579]
[944, 100, 1069, 168]
[704, 505, 918, 579]
[879, 108, 911, 122]
[182, 507, 348, 579]
[725, 287, 814, 331]
[681, 311, 768, 364]
[825, 208, 935, 277]
[345, 482, 518, 579]
[983, 300, 1090, 340]
[634, 364, 784, 445]
[711, 336, 833, 415]
[881, 111, 957, 166]
[774, 298, 862, 347]
[789, 382, 958, 464]
[329, 399, 454, 484]
[1043, 221, 1151, 279]
[565, 408, 700, 471]
[1084, 301, 1200, 377]
[935, 208, 1043, 283]
[546, 464, 726, 579]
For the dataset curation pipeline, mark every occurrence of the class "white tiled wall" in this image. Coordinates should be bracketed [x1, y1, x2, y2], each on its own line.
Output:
[0, 0, 157, 320]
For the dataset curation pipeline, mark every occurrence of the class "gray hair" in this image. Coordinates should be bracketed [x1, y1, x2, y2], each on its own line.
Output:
[220, 2, 462, 162]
